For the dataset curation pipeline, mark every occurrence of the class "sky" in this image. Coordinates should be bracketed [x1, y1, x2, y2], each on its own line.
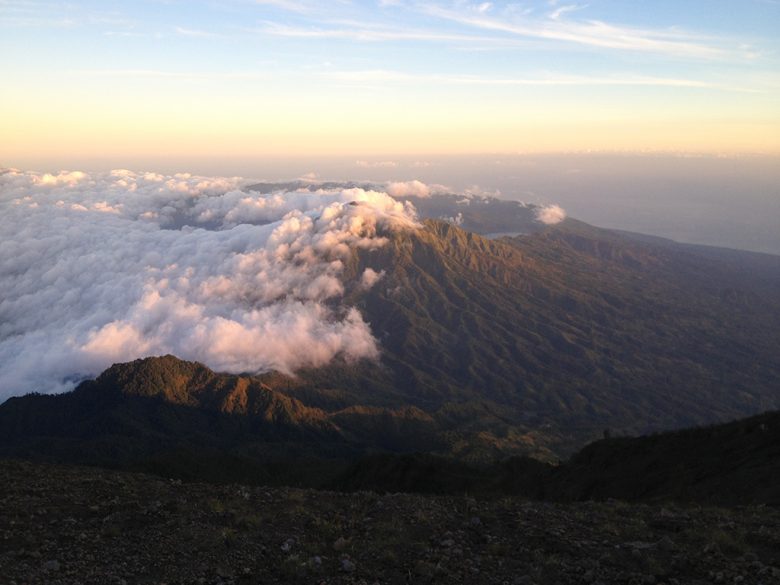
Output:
[2, 0, 780, 165]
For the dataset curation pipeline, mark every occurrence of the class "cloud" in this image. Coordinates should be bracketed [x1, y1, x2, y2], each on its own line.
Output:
[535, 204, 567, 225]
[256, 21, 498, 43]
[359, 268, 385, 290]
[356, 160, 398, 168]
[0, 169, 420, 400]
[548, 3, 588, 21]
[385, 180, 449, 198]
[174, 26, 218, 38]
[462, 185, 502, 199]
[322, 68, 758, 93]
[423, 4, 732, 59]
[78, 67, 762, 96]
[253, 0, 311, 13]
[441, 212, 464, 226]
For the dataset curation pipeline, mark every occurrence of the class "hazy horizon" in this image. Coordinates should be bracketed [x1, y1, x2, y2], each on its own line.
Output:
[5, 153, 779, 256]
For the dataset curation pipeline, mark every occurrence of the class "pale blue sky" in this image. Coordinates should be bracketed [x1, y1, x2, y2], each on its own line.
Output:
[2, 0, 779, 161]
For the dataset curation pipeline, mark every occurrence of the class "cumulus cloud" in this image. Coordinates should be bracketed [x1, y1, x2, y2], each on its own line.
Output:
[385, 180, 448, 198]
[441, 212, 464, 226]
[0, 169, 419, 400]
[359, 268, 385, 290]
[535, 204, 567, 225]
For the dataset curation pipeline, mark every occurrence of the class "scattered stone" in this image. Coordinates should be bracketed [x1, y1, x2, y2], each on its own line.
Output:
[414, 560, 436, 577]
[2, 460, 778, 585]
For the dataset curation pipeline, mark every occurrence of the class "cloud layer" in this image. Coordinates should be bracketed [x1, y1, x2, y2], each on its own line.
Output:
[0, 169, 419, 400]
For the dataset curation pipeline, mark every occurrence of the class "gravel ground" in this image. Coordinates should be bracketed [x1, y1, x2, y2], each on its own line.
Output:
[2, 459, 779, 585]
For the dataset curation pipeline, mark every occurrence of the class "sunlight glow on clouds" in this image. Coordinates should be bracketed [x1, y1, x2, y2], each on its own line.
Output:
[0, 169, 421, 399]
[535, 204, 567, 225]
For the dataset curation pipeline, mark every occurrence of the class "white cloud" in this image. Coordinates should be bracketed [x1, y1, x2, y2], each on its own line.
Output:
[548, 3, 587, 21]
[356, 160, 399, 168]
[424, 4, 732, 59]
[441, 212, 464, 226]
[174, 26, 217, 38]
[360, 267, 385, 290]
[322, 68, 757, 93]
[385, 180, 449, 198]
[256, 21, 496, 43]
[535, 204, 567, 225]
[254, 0, 310, 13]
[0, 169, 420, 400]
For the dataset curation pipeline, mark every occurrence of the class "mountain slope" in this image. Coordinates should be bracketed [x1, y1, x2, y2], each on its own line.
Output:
[544, 409, 780, 504]
[283, 218, 780, 456]
[0, 356, 446, 478]
[332, 410, 780, 506]
[2, 217, 780, 462]
[3, 356, 778, 505]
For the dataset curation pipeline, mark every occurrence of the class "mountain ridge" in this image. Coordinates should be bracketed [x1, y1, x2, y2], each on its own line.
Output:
[5, 212, 780, 462]
[2, 214, 779, 468]
[2, 354, 778, 505]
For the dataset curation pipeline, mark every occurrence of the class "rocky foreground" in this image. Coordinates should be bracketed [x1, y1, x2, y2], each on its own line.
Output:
[2, 460, 779, 585]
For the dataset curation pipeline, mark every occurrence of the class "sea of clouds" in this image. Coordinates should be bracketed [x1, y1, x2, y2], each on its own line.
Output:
[0, 169, 422, 400]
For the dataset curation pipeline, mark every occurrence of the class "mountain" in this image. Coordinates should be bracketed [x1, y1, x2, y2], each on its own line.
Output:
[285, 216, 780, 457]
[333, 409, 780, 506]
[544, 408, 780, 505]
[246, 180, 547, 237]
[3, 356, 778, 505]
[2, 213, 779, 472]
[0, 355, 444, 483]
